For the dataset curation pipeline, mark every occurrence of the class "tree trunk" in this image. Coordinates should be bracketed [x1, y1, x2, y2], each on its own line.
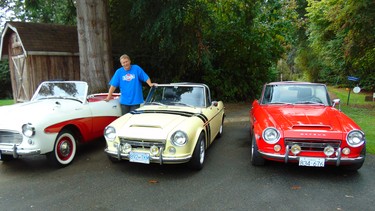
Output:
[76, 0, 112, 93]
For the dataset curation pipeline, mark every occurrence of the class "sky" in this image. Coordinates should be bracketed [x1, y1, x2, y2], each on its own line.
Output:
[0, 4, 18, 30]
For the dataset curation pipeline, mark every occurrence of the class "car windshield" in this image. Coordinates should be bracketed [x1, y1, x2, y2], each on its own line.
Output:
[31, 81, 88, 103]
[261, 84, 331, 106]
[145, 85, 206, 107]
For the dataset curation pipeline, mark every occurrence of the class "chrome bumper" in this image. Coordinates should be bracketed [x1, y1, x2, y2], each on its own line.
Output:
[259, 151, 365, 166]
[104, 148, 191, 164]
[0, 144, 41, 158]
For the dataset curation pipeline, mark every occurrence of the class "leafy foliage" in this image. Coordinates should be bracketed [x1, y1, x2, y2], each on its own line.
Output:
[1, 0, 76, 25]
[109, 0, 294, 101]
[0, 60, 12, 98]
[2, 0, 373, 101]
[305, 0, 375, 90]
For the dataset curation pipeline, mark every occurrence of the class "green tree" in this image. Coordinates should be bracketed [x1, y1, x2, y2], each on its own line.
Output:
[1, 0, 76, 26]
[109, 0, 297, 101]
[0, 60, 12, 98]
[306, 0, 375, 89]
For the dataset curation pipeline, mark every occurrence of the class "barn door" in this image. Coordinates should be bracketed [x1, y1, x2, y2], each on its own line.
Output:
[11, 55, 29, 102]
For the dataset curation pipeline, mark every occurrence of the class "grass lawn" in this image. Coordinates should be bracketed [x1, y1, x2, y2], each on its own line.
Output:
[328, 86, 375, 154]
[0, 99, 14, 106]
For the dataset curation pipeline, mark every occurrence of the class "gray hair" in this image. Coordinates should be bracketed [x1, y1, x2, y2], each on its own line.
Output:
[119, 54, 130, 61]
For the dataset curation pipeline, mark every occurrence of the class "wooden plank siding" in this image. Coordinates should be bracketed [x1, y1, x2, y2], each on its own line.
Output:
[27, 55, 80, 97]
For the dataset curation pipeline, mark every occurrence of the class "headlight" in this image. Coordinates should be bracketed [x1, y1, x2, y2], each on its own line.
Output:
[22, 123, 35, 137]
[262, 127, 280, 144]
[346, 130, 365, 147]
[171, 131, 188, 146]
[104, 126, 116, 141]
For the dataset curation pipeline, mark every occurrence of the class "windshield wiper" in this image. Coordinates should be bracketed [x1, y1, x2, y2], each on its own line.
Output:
[294, 101, 324, 105]
[170, 102, 194, 107]
[62, 97, 83, 103]
[145, 101, 165, 106]
[267, 102, 293, 105]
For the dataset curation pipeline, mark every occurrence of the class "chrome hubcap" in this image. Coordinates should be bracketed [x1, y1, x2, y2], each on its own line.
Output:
[59, 141, 71, 157]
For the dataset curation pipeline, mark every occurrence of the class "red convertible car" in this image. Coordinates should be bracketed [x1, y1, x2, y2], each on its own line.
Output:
[249, 81, 366, 170]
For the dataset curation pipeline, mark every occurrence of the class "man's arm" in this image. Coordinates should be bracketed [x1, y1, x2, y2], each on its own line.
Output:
[104, 86, 116, 101]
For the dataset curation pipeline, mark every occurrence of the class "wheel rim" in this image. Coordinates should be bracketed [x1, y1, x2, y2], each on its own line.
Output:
[199, 139, 205, 164]
[251, 137, 255, 161]
[219, 122, 223, 135]
[56, 134, 75, 162]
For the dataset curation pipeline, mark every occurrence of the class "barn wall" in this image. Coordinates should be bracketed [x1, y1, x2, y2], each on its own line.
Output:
[27, 55, 80, 98]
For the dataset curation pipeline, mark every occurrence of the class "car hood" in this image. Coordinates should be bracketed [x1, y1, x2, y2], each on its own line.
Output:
[262, 105, 346, 138]
[0, 100, 72, 129]
[115, 111, 190, 140]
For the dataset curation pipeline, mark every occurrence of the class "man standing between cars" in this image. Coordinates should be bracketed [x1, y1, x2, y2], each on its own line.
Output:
[105, 54, 155, 114]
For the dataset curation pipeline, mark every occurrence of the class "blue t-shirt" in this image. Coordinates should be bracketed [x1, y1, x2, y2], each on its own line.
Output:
[109, 64, 149, 105]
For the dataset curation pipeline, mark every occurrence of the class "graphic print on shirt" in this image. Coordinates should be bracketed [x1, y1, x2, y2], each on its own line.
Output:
[123, 73, 135, 81]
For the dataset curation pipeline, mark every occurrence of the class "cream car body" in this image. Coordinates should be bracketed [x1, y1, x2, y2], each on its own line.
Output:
[104, 83, 225, 170]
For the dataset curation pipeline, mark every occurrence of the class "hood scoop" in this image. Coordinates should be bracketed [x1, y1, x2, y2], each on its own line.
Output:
[292, 124, 332, 130]
[129, 124, 162, 129]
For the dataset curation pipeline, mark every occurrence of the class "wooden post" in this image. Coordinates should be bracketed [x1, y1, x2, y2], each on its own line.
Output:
[346, 88, 351, 105]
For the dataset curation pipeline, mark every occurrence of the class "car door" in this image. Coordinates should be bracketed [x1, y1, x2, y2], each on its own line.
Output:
[87, 98, 121, 138]
[202, 87, 223, 143]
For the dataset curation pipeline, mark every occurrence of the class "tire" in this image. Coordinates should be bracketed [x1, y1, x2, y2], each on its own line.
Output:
[107, 155, 121, 163]
[341, 162, 364, 171]
[47, 129, 77, 167]
[251, 134, 265, 166]
[0, 154, 15, 161]
[217, 118, 224, 138]
[341, 145, 366, 171]
[189, 133, 206, 170]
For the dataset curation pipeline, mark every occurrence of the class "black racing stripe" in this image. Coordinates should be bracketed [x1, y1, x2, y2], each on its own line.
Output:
[194, 113, 207, 123]
[195, 113, 211, 146]
[132, 110, 195, 117]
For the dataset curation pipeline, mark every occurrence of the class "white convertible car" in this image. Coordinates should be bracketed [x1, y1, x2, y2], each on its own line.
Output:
[0, 81, 121, 167]
[104, 83, 225, 170]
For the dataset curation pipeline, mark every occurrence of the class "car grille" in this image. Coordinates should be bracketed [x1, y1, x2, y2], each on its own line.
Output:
[285, 138, 341, 152]
[119, 137, 166, 149]
[0, 130, 23, 144]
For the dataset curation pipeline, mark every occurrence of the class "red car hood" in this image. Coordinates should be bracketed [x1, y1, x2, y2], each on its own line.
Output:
[263, 105, 344, 139]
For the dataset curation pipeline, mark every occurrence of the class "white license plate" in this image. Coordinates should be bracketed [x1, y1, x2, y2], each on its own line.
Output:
[129, 152, 150, 164]
[299, 157, 325, 167]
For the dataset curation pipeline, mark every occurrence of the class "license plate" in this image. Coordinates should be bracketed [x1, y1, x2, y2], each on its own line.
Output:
[299, 157, 325, 167]
[129, 152, 150, 164]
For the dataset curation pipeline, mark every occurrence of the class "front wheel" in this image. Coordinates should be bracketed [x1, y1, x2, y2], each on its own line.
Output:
[251, 134, 265, 166]
[107, 155, 121, 163]
[217, 118, 224, 138]
[0, 154, 15, 161]
[189, 133, 206, 170]
[47, 129, 77, 167]
[341, 146, 366, 171]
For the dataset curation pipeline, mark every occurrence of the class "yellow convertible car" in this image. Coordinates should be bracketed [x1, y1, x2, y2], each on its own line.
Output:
[104, 83, 225, 170]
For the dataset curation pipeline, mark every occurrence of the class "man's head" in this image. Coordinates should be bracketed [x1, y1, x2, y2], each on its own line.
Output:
[120, 54, 131, 70]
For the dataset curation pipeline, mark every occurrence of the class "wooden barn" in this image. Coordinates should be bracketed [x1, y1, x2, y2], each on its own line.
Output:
[0, 21, 80, 102]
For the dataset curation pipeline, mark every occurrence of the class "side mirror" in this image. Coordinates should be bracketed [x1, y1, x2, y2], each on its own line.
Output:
[332, 99, 341, 111]
[211, 101, 218, 107]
